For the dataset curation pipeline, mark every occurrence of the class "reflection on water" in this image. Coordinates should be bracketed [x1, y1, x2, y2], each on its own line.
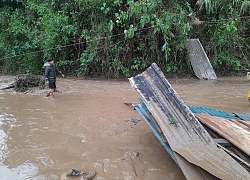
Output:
[0, 129, 7, 162]
[0, 163, 38, 180]
[0, 111, 16, 161]
[0, 111, 39, 179]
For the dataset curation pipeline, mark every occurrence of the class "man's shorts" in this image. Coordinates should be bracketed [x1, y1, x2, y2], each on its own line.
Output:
[49, 82, 56, 89]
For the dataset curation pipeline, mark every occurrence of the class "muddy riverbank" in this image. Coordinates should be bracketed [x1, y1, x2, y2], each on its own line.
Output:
[0, 75, 249, 180]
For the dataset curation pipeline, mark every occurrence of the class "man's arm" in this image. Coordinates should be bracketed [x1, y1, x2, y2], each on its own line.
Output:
[55, 67, 65, 78]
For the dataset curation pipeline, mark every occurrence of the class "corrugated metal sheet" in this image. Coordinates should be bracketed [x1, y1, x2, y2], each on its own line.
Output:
[234, 113, 250, 121]
[129, 63, 250, 180]
[189, 106, 239, 120]
[132, 103, 178, 164]
[133, 103, 219, 180]
[186, 39, 217, 79]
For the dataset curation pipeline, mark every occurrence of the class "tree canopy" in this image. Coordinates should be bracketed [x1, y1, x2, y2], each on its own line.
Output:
[0, 0, 250, 77]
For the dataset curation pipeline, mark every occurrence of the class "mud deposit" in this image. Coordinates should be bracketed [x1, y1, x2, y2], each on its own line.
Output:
[0, 76, 249, 180]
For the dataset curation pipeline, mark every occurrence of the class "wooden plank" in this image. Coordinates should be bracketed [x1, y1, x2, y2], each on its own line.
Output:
[174, 152, 219, 180]
[213, 138, 232, 146]
[217, 144, 250, 170]
[231, 120, 250, 130]
[129, 63, 250, 179]
[196, 113, 250, 156]
[0, 82, 14, 90]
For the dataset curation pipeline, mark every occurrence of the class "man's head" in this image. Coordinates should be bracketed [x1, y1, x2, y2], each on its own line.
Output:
[47, 57, 54, 65]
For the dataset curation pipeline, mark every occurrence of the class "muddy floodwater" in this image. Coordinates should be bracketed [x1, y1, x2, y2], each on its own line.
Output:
[0, 76, 249, 180]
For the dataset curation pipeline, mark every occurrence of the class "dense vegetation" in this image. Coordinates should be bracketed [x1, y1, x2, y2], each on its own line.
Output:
[0, 0, 250, 77]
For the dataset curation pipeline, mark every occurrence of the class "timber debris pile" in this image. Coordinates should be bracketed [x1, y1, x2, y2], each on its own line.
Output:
[0, 74, 45, 92]
[14, 74, 45, 92]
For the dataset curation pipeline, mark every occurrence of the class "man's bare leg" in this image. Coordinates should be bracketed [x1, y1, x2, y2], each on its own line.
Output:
[50, 88, 55, 98]
[47, 88, 57, 96]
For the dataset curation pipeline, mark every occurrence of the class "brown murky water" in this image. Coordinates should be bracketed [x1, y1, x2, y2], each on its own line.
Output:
[0, 75, 249, 180]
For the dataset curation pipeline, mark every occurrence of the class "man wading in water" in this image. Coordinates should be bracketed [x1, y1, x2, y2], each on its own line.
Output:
[45, 57, 65, 98]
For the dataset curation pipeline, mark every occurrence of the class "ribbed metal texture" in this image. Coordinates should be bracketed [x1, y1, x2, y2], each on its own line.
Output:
[186, 39, 217, 79]
[189, 106, 239, 120]
[133, 103, 178, 164]
[234, 113, 250, 121]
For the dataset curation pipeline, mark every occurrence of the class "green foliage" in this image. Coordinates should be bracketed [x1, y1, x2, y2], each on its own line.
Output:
[165, 62, 178, 73]
[76, 49, 98, 77]
[199, 0, 249, 71]
[0, 0, 249, 77]
[217, 51, 241, 69]
[124, 25, 137, 39]
[131, 58, 147, 71]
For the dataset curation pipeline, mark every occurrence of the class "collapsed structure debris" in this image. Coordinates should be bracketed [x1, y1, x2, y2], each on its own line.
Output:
[129, 63, 250, 180]
[14, 74, 45, 92]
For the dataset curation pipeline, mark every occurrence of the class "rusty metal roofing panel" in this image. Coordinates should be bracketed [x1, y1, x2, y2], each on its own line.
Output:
[196, 113, 250, 156]
[129, 63, 250, 180]
[186, 39, 217, 79]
